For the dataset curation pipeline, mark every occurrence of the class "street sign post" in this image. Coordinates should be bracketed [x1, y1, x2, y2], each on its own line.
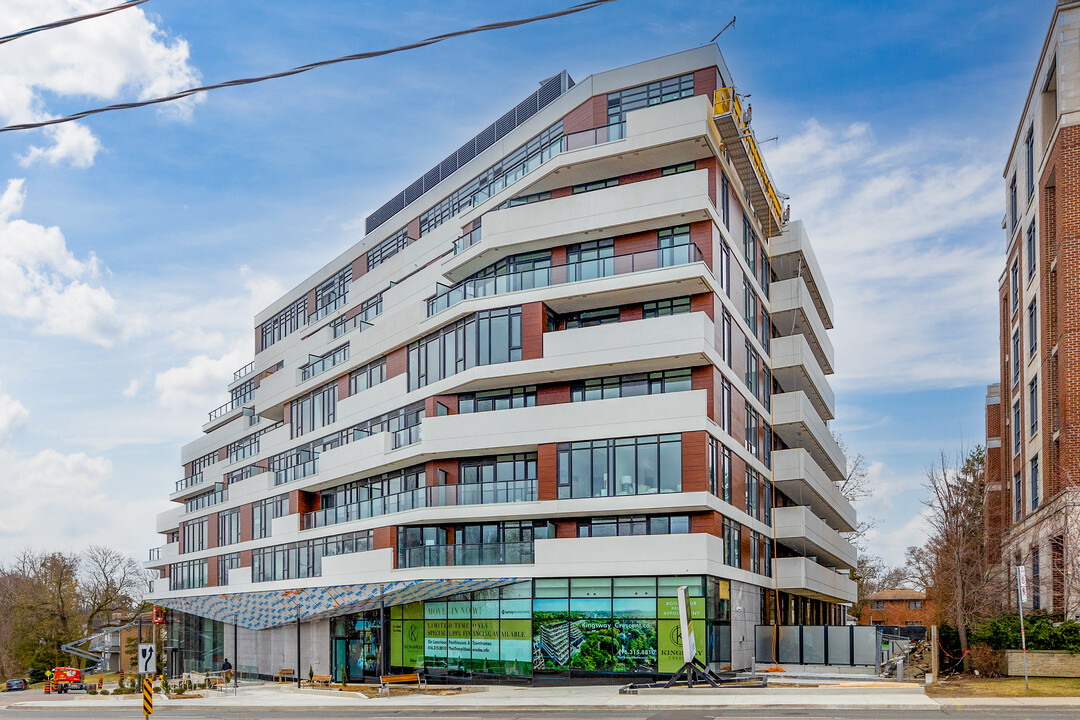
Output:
[142, 677, 153, 717]
[1016, 565, 1029, 691]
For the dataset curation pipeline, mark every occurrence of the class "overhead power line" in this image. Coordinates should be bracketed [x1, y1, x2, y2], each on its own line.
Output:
[0, 0, 150, 46]
[0, 0, 617, 134]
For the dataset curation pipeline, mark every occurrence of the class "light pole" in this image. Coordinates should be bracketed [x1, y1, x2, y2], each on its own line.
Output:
[282, 590, 303, 688]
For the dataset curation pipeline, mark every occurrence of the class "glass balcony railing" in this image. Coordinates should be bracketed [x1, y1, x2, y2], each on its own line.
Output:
[301, 480, 537, 530]
[233, 361, 254, 382]
[274, 459, 318, 486]
[427, 244, 703, 316]
[330, 313, 372, 340]
[392, 425, 422, 449]
[453, 226, 483, 255]
[175, 472, 205, 493]
[185, 487, 227, 513]
[399, 541, 534, 568]
[562, 121, 625, 151]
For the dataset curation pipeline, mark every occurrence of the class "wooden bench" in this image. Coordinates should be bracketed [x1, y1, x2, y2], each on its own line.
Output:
[277, 668, 295, 683]
[206, 677, 226, 691]
[303, 674, 332, 687]
[379, 673, 425, 697]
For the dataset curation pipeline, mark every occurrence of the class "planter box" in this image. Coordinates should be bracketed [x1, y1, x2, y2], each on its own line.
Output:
[1006, 650, 1080, 678]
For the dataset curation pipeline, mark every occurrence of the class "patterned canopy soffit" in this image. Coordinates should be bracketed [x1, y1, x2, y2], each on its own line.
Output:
[153, 578, 520, 630]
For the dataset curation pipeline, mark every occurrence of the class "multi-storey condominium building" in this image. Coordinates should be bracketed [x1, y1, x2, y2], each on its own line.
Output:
[985, 1, 1080, 622]
[147, 45, 856, 682]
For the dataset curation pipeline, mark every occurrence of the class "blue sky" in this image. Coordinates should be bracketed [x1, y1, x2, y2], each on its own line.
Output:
[0, 1, 1051, 567]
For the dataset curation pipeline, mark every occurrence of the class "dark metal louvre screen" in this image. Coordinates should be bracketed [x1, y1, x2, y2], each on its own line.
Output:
[365, 70, 573, 235]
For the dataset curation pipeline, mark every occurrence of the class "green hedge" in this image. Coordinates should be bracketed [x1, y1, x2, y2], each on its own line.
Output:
[968, 613, 1080, 653]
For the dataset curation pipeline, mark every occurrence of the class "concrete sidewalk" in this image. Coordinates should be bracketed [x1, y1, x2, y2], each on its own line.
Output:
[8, 682, 1080, 711]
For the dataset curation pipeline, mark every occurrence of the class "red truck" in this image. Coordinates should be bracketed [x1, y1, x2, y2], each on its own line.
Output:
[51, 667, 90, 693]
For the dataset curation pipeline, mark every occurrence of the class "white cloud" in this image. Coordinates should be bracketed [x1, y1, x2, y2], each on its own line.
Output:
[770, 120, 1002, 391]
[0, 178, 135, 346]
[121, 379, 141, 398]
[154, 348, 247, 413]
[0, 393, 29, 442]
[0, 446, 165, 561]
[0, 1, 201, 167]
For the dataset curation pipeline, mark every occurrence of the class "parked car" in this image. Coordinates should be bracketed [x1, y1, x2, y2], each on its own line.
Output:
[5, 679, 28, 691]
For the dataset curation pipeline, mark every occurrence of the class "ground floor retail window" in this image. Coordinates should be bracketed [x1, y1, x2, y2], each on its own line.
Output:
[384, 575, 732, 678]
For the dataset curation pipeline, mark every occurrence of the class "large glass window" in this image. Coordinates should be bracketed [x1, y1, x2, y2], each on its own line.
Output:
[745, 403, 760, 459]
[181, 517, 207, 553]
[252, 531, 374, 583]
[169, 559, 208, 591]
[1030, 377, 1039, 435]
[459, 386, 536, 413]
[1027, 221, 1037, 277]
[290, 381, 337, 438]
[743, 278, 758, 335]
[643, 297, 690, 318]
[418, 120, 565, 237]
[301, 344, 349, 381]
[564, 307, 620, 328]
[252, 494, 289, 540]
[570, 368, 691, 402]
[566, 239, 614, 282]
[1031, 455, 1040, 511]
[743, 218, 757, 275]
[746, 468, 760, 521]
[556, 434, 681, 499]
[723, 518, 741, 568]
[658, 225, 692, 267]
[217, 553, 241, 587]
[261, 295, 307, 350]
[408, 307, 522, 390]
[367, 227, 414, 270]
[349, 357, 387, 395]
[1028, 298, 1038, 355]
[577, 515, 690, 537]
[218, 508, 241, 547]
[607, 73, 694, 126]
[311, 265, 352, 322]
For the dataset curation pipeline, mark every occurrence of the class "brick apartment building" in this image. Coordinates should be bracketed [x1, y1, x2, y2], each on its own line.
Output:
[985, 0, 1080, 622]
[857, 590, 932, 627]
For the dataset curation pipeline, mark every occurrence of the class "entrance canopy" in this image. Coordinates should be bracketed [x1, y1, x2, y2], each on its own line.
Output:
[154, 578, 519, 630]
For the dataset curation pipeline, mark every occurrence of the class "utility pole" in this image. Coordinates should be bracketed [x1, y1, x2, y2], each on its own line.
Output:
[233, 612, 238, 689]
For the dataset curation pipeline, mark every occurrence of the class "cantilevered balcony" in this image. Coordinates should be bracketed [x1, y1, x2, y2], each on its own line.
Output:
[428, 244, 703, 316]
[773, 506, 857, 570]
[772, 391, 846, 483]
[445, 168, 715, 281]
[771, 334, 835, 420]
[772, 448, 856, 533]
[774, 556, 857, 604]
[770, 220, 833, 330]
[771, 277, 835, 375]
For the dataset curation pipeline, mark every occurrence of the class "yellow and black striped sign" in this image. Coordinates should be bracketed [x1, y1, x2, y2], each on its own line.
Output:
[142, 677, 153, 716]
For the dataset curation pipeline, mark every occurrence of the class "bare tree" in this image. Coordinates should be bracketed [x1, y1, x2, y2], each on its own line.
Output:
[80, 545, 147, 634]
[851, 553, 912, 619]
[921, 446, 1004, 671]
[834, 432, 877, 550]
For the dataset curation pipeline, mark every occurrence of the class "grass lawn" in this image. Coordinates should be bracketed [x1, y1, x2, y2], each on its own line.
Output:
[926, 676, 1080, 697]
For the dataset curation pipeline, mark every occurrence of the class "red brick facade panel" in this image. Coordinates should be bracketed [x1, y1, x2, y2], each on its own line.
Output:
[537, 443, 558, 501]
[521, 302, 545, 360]
[681, 431, 708, 492]
[385, 346, 408, 379]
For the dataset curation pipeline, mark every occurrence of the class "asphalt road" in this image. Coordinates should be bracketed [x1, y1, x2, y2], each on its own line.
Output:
[1, 706, 1078, 720]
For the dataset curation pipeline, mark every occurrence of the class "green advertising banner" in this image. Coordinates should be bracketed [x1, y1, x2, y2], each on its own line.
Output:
[424, 619, 447, 662]
[447, 619, 471, 666]
[657, 618, 706, 673]
[402, 620, 424, 667]
[499, 619, 532, 662]
[390, 621, 402, 667]
[471, 619, 499, 661]
[656, 597, 705, 619]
